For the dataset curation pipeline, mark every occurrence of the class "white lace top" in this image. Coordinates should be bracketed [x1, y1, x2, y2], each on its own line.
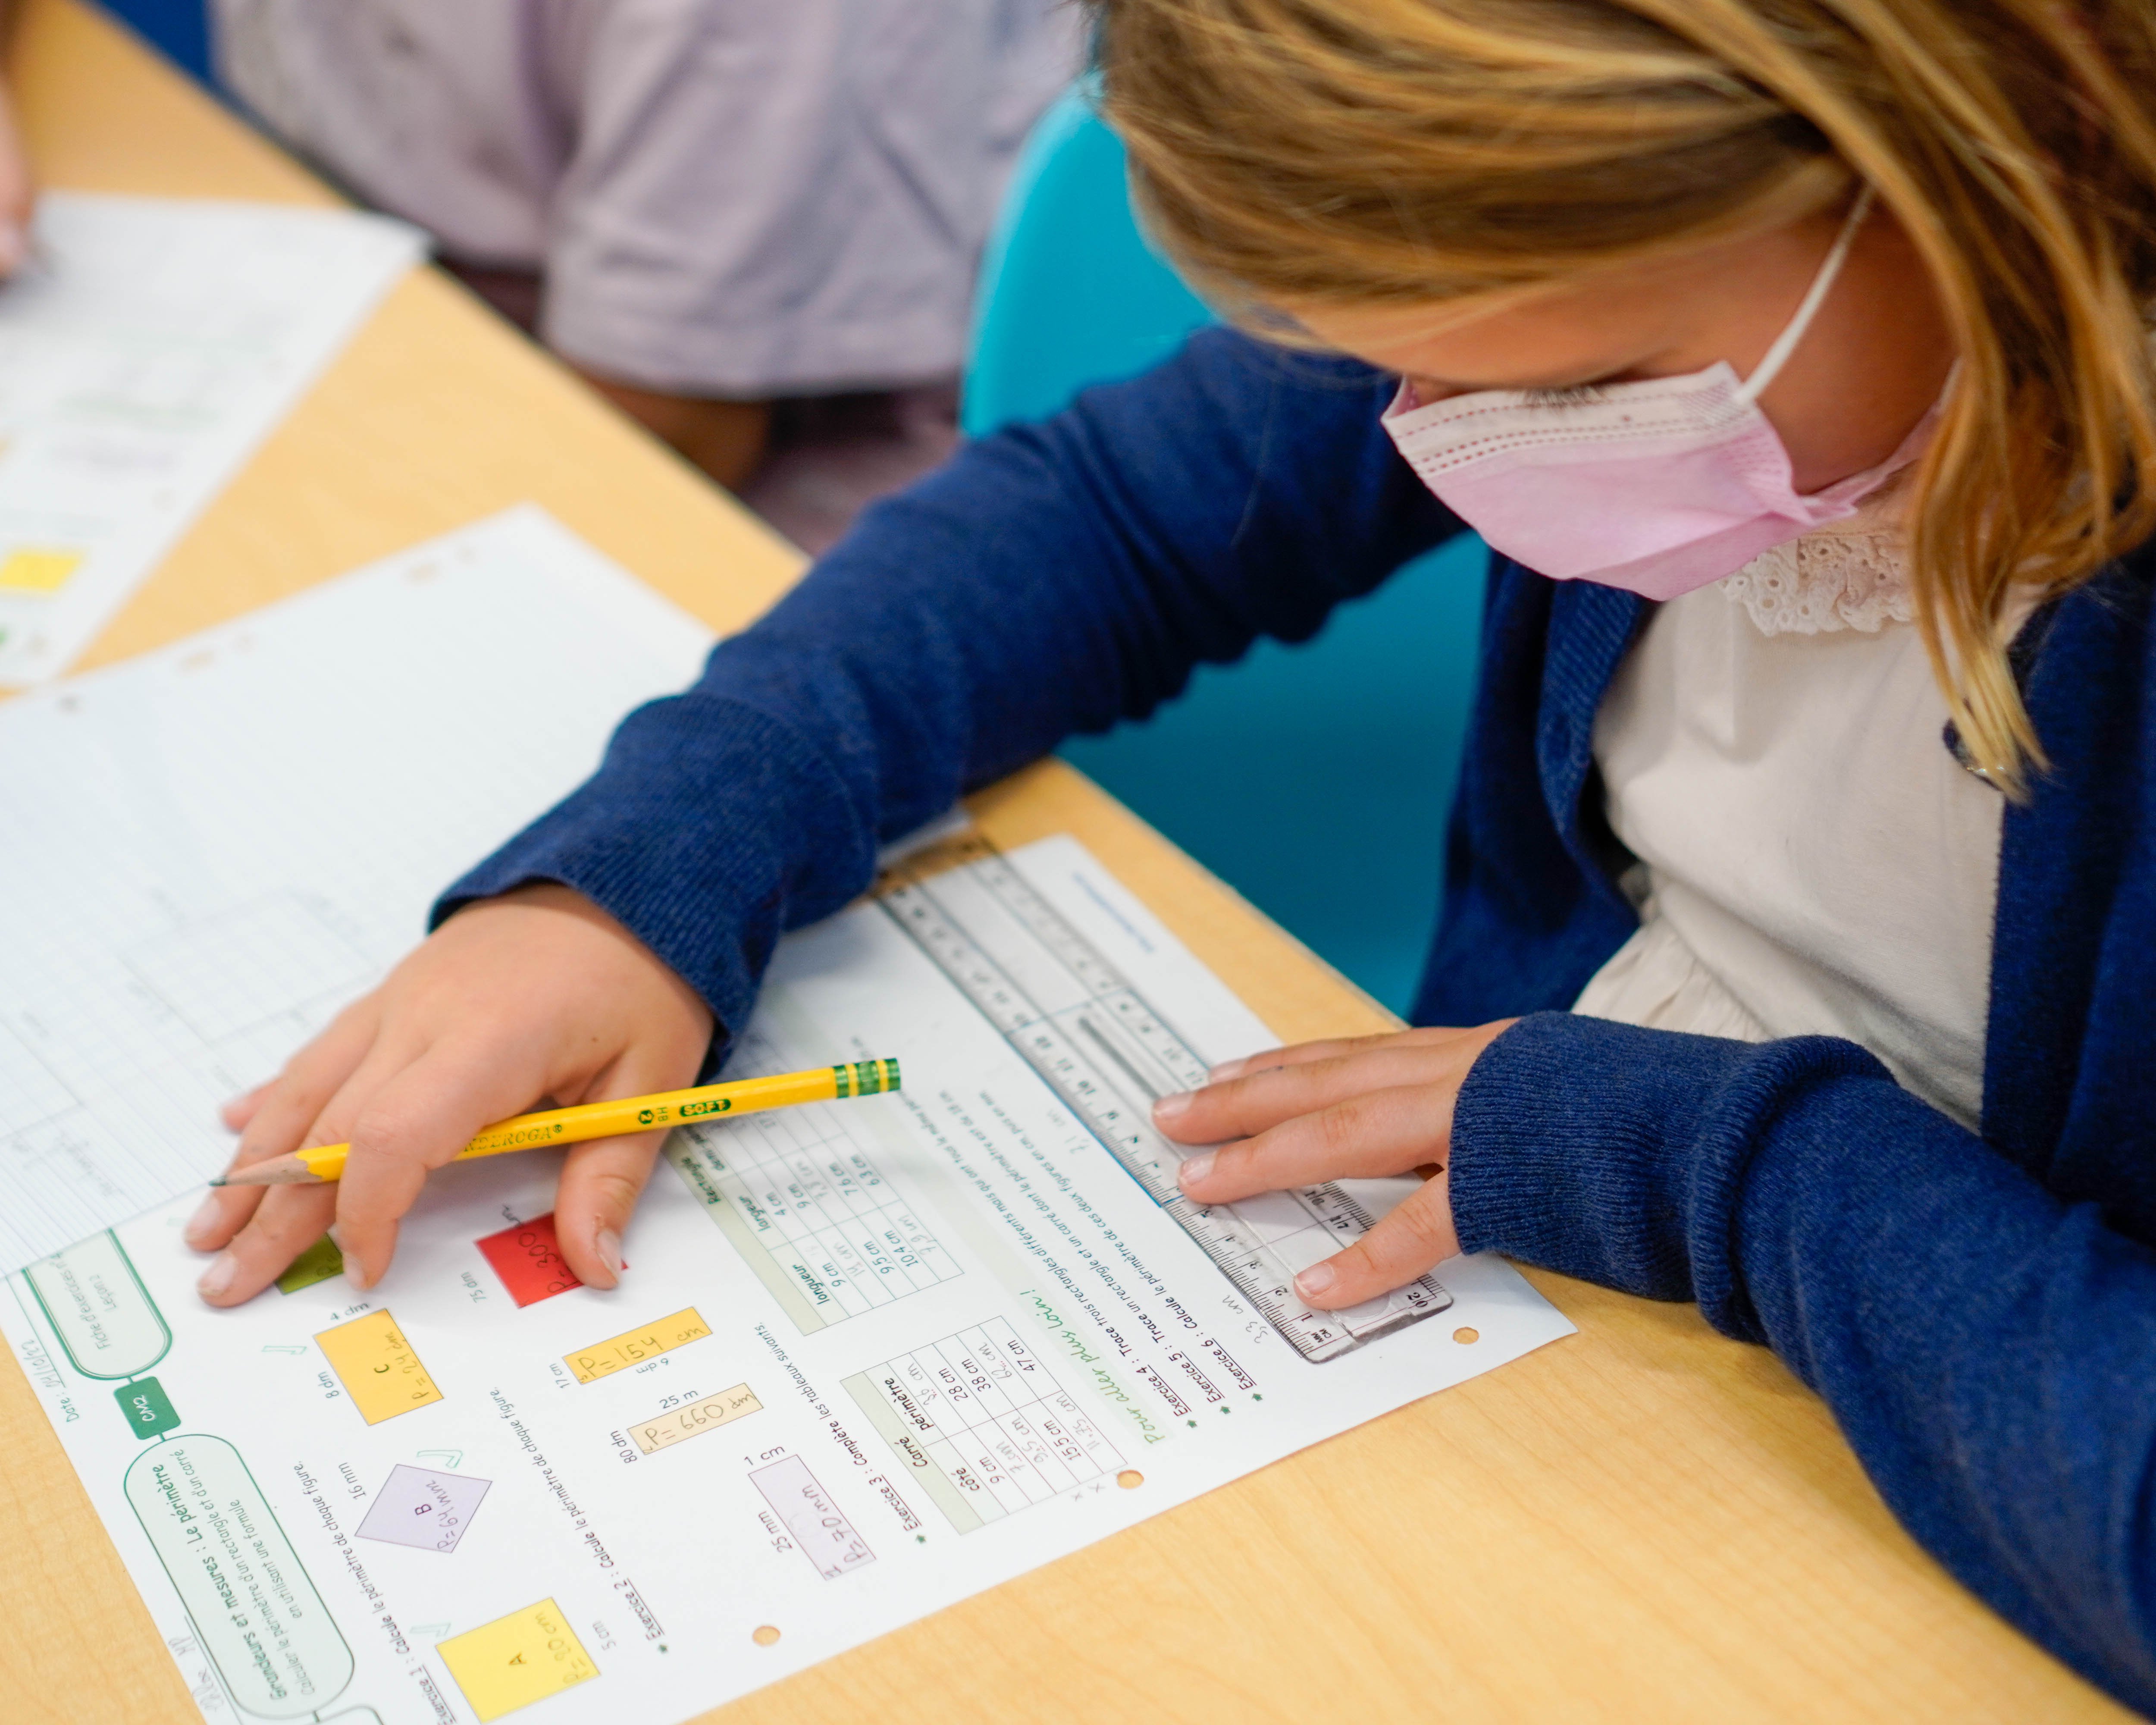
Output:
[1574, 487, 2002, 1129]
[1718, 500, 1915, 634]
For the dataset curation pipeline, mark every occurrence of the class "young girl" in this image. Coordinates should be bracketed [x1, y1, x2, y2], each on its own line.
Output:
[189, 0, 2156, 1704]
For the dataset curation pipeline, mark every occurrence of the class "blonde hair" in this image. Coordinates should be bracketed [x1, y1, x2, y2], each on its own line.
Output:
[1091, 0, 2156, 793]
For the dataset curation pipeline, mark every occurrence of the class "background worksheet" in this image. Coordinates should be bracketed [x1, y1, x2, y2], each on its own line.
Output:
[0, 507, 1573, 1724]
[0, 192, 424, 685]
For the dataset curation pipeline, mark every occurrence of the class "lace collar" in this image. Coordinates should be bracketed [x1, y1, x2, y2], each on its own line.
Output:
[1717, 486, 1912, 637]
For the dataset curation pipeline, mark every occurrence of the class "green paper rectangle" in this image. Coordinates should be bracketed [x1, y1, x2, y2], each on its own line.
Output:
[276, 1234, 345, 1295]
[115, 1375, 179, 1439]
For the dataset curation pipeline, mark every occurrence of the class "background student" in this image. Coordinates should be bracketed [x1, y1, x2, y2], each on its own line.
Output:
[210, 0, 1080, 489]
[189, 0, 2156, 1709]
[0, 0, 31, 273]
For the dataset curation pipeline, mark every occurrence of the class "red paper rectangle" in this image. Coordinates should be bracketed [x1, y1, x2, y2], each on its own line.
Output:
[476, 1213, 583, 1307]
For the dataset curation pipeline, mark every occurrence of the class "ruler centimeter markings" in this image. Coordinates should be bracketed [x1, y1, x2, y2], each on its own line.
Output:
[877, 849, 1451, 1363]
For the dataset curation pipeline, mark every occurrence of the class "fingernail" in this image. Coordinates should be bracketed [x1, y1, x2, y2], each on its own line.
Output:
[1177, 1151, 1215, 1189]
[1153, 1091, 1192, 1124]
[1295, 1261, 1337, 1300]
[596, 1229, 625, 1277]
[184, 1195, 222, 1248]
[1207, 1059, 1245, 1084]
[196, 1252, 237, 1301]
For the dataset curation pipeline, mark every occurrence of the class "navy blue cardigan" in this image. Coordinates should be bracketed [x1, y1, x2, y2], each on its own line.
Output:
[444, 329, 2156, 1711]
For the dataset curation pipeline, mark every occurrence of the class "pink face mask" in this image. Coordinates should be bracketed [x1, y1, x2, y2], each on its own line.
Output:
[1381, 188, 1938, 602]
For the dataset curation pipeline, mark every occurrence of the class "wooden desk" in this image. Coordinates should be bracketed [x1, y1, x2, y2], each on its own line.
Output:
[0, 5, 2126, 1721]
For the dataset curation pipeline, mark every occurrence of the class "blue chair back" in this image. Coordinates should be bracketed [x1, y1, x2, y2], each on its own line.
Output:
[966, 89, 1489, 1015]
[966, 88, 1214, 435]
[97, 0, 215, 83]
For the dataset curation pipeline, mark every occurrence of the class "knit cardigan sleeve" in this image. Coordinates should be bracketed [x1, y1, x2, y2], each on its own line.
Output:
[433, 328, 1461, 1041]
[1451, 1012, 2156, 1714]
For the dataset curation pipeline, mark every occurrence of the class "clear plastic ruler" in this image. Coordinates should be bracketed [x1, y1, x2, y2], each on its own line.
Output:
[877, 835, 1451, 1363]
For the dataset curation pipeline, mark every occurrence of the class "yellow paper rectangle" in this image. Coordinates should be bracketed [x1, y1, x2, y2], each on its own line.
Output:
[0, 547, 85, 593]
[566, 1307, 711, 1384]
[630, 1381, 761, 1454]
[438, 1597, 598, 1722]
[316, 1308, 442, 1424]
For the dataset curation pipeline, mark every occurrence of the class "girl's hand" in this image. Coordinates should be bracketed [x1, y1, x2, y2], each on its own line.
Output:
[1153, 1021, 1516, 1309]
[187, 884, 714, 1307]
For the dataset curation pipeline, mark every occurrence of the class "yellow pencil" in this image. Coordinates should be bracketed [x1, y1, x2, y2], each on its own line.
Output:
[209, 1058, 901, 1187]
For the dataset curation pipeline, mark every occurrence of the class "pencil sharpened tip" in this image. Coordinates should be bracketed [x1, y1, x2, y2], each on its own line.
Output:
[206, 1176, 227, 1188]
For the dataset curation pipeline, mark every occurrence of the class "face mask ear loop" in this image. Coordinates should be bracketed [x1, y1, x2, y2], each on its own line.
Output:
[1735, 184, 1876, 406]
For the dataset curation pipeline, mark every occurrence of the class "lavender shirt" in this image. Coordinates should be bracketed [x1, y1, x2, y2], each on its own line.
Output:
[213, 0, 1079, 395]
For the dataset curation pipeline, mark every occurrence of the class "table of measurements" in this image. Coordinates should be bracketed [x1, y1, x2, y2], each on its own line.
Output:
[669, 1101, 961, 1334]
[843, 1318, 1123, 1534]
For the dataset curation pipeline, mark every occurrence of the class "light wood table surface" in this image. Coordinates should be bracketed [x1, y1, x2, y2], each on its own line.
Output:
[0, 4, 2127, 1722]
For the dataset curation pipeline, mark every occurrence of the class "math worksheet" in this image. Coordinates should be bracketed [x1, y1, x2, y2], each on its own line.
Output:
[0, 508, 1573, 1724]
[0, 506, 711, 1274]
[0, 192, 424, 686]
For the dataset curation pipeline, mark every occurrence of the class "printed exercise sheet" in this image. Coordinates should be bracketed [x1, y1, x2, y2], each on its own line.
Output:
[0, 192, 424, 685]
[0, 506, 1574, 1724]
[0, 505, 715, 1273]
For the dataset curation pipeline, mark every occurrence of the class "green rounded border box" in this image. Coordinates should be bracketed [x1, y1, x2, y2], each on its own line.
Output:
[125, 1435, 354, 1718]
[25, 1230, 171, 1380]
